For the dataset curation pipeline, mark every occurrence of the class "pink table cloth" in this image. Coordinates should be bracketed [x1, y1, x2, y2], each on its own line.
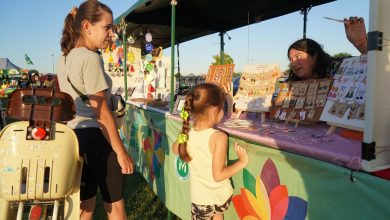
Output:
[167, 111, 361, 170]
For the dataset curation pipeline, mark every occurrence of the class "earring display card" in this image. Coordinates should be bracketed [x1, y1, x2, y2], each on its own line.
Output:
[270, 78, 333, 123]
[274, 83, 290, 106]
[205, 64, 235, 90]
[234, 64, 281, 112]
[320, 55, 367, 131]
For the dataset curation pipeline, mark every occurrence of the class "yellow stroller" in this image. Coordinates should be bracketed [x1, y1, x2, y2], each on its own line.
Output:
[0, 88, 82, 220]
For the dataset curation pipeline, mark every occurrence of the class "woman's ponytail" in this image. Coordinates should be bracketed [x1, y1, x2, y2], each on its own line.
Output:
[60, 7, 79, 56]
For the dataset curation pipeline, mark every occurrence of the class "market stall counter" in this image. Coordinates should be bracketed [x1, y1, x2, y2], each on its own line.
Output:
[218, 114, 362, 171]
[121, 101, 390, 220]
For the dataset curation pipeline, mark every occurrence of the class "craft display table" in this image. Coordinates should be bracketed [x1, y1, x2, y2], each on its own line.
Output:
[121, 102, 390, 220]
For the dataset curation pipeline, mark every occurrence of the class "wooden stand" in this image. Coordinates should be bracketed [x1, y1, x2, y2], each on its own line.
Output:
[326, 122, 364, 136]
[235, 110, 267, 124]
[284, 119, 302, 128]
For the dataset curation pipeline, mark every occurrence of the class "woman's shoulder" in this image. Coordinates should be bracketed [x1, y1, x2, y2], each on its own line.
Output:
[70, 47, 100, 60]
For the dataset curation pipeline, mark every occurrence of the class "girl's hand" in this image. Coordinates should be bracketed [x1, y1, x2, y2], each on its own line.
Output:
[234, 142, 248, 166]
[117, 151, 135, 174]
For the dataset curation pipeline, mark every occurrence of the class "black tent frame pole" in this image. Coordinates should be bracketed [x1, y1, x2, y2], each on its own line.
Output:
[220, 31, 225, 64]
[301, 6, 312, 39]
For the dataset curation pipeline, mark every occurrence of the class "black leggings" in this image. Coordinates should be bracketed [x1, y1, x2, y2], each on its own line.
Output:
[74, 128, 124, 203]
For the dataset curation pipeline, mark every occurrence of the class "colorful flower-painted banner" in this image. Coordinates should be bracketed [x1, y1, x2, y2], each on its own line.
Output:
[121, 104, 390, 220]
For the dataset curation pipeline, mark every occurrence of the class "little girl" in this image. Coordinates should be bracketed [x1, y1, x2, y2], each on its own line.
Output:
[172, 83, 248, 220]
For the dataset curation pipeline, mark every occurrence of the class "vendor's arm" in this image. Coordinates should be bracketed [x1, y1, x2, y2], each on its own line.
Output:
[89, 91, 134, 174]
[344, 16, 367, 54]
[211, 131, 248, 182]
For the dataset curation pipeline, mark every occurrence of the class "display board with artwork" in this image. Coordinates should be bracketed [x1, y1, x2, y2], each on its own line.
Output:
[205, 64, 234, 89]
[270, 78, 333, 124]
[320, 55, 367, 131]
[234, 64, 281, 112]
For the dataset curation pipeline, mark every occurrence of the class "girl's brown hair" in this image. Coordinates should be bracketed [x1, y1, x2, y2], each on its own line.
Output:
[60, 0, 112, 56]
[178, 83, 225, 162]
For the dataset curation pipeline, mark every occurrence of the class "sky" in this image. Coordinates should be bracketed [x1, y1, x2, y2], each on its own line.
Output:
[0, 0, 369, 75]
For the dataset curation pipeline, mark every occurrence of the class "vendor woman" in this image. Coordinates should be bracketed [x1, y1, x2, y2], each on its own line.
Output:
[287, 38, 333, 81]
[287, 16, 367, 82]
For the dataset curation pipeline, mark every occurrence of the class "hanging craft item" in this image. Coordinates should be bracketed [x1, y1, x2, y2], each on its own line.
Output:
[127, 50, 135, 63]
[118, 57, 123, 65]
[127, 35, 135, 44]
[111, 41, 116, 50]
[105, 47, 110, 54]
[148, 83, 155, 92]
[109, 53, 114, 64]
[145, 54, 153, 62]
[115, 38, 122, 47]
[151, 47, 163, 59]
[145, 32, 153, 42]
[117, 47, 124, 56]
[130, 65, 135, 72]
[145, 43, 153, 52]
[145, 63, 154, 72]
[116, 48, 124, 61]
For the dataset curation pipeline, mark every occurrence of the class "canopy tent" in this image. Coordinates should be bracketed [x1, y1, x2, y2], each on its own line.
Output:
[115, 0, 390, 175]
[114, 0, 336, 108]
[115, 0, 335, 48]
[0, 58, 21, 76]
[0, 58, 21, 70]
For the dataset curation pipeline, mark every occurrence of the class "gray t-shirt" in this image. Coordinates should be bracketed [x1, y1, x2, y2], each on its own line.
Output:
[57, 47, 111, 129]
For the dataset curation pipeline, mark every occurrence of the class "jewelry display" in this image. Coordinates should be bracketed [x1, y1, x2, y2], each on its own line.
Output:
[270, 78, 332, 124]
[233, 64, 281, 123]
[320, 55, 367, 133]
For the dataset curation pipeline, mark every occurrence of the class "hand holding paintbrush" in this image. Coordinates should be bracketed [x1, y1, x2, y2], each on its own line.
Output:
[324, 16, 367, 54]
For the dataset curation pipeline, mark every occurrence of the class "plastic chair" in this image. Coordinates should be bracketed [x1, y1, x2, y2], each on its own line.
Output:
[0, 88, 82, 220]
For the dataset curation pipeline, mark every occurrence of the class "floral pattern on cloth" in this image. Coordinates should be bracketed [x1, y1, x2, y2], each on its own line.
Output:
[232, 159, 308, 220]
[191, 196, 232, 220]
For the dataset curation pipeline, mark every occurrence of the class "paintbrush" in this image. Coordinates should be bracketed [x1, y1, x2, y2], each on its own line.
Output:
[323, 17, 345, 23]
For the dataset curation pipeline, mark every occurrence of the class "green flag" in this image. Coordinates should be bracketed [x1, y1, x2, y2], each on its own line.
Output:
[25, 53, 34, 65]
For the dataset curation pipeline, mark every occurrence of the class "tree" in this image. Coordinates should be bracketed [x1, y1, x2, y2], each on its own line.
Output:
[333, 52, 352, 61]
[233, 72, 242, 77]
[212, 52, 234, 65]
[175, 72, 182, 79]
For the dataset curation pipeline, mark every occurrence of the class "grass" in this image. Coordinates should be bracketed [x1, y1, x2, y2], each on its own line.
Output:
[94, 172, 181, 220]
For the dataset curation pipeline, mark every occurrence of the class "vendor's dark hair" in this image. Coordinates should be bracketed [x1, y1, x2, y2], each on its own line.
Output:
[60, 0, 112, 56]
[287, 38, 332, 81]
[178, 83, 225, 162]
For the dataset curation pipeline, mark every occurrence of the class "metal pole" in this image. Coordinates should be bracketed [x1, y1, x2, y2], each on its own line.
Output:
[220, 31, 225, 64]
[51, 53, 54, 73]
[302, 7, 308, 39]
[301, 6, 311, 39]
[176, 43, 181, 88]
[122, 19, 128, 100]
[170, 0, 177, 113]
